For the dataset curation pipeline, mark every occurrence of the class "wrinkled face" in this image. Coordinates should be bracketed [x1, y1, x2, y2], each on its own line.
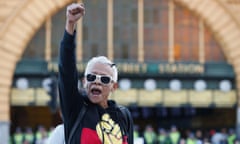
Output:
[84, 62, 117, 107]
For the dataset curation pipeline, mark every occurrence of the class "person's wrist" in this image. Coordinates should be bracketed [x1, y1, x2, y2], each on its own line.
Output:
[65, 21, 75, 35]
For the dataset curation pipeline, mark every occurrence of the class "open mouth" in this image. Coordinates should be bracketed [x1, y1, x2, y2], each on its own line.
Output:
[91, 88, 102, 95]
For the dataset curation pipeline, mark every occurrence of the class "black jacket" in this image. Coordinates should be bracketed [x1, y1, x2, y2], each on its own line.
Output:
[58, 30, 134, 144]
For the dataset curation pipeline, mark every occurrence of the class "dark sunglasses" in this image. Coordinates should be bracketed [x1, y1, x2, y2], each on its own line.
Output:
[86, 74, 113, 85]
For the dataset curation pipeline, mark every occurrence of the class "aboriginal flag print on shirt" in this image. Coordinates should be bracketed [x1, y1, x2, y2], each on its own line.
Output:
[81, 113, 124, 144]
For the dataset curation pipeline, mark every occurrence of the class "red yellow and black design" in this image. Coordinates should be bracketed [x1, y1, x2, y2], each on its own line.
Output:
[96, 113, 123, 144]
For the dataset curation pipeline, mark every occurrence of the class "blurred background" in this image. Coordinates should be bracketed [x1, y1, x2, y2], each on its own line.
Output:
[1, 0, 240, 143]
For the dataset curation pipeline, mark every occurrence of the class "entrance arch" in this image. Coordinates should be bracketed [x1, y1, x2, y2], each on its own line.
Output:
[174, 0, 240, 104]
[0, 0, 73, 122]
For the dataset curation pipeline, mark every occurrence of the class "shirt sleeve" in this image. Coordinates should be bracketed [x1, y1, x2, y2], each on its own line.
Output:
[58, 30, 84, 141]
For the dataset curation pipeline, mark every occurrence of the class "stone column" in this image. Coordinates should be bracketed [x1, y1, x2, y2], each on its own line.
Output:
[237, 106, 240, 139]
[0, 121, 10, 144]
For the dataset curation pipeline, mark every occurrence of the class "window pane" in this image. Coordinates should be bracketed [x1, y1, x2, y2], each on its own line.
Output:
[204, 28, 226, 62]
[144, 0, 169, 62]
[23, 25, 45, 60]
[114, 0, 138, 62]
[83, 0, 107, 60]
[174, 4, 199, 62]
[52, 8, 65, 61]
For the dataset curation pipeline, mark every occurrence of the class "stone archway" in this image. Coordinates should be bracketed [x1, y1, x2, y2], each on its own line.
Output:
[0, 0, 73, 126]
[174, 0, 240, 104]
[0, 1, 73, 142]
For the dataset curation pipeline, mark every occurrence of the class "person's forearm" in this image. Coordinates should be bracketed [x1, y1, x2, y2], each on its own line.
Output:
[58, 31, 80, 117]
[65, 21, 75, 35]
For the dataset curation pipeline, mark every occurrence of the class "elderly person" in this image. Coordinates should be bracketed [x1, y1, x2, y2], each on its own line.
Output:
[58, 3, 134, 144]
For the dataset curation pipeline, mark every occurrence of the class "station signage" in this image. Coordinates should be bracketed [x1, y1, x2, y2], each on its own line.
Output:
[48, 62, 204, 75]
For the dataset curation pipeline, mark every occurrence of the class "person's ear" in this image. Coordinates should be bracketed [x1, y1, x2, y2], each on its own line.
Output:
[112, 82, 118, 92]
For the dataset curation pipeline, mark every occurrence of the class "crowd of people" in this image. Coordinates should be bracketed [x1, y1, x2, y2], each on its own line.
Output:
[10, 124, 239, 144]
[10, 125, 51, 144]
[133, 125, 238, 144]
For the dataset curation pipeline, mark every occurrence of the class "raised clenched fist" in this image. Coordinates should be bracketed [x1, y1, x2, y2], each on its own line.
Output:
[65, 3, 85, 34]
[66, 3, 85, 23]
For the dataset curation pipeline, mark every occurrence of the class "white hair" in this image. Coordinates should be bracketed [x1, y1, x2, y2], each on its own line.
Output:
[84, 56, 118, 82]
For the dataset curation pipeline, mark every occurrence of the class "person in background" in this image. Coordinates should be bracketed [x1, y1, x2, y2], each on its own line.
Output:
[47, 108, 65, 144]
[35, 125, 48, 144]
[143, 124, 157, 144]
[211, 128, 227, 144]
[195, 129, 203, 144]
[134, 125, 140, 139]
[186, 132, 196, 144]
[47, 124, 65, 144]
[12, 127, 24, 144]
[157, 128, 172, 144]
[23, 127, 34, 144]
[228, 128, 236, 144]
[169, 125, 180, 144]
[58, 3, 134, 144]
